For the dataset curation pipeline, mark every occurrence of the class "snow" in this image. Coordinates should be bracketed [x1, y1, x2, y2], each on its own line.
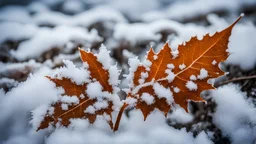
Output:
[167, 63, 175, 69]
[34, 6, 127, 27]
[0, 78, 18, 89]
[0, 22, 38, 44]
[141, 72, 148, 79]
[108, 65, 121, 90]
[86, 81, 103, 99]
[173, 87, 180, 93]
[96, 45, 112, 69]
[84, 106, 96, 114]
[141, 93, 154, 105]
[153, 55, 158, 60]
[143, 59, 152, 67]
[153, 82, 174, 104]
[1, 0, 255, 143]
[125, 57, 140, 87]
[62, 0, 85, 14]
[60, 95, 79, 105]
[1, 73, 62, 136]
[114, 23, 161, 45]
[52, 60, 90, 85]
[11, 26, 102, 60]
[179, 64, 186, 70]
[226, 23, 256, 70]
[168, 108, 194, 124]
[211, 60, 217, 65]
[61, 104, 69, 110]
[212, 84, 256, 144]
[0, 6, 31, 23]
[165, 69, 175, 82]
[186, 81, 198, 91]
[197, 68, 208, 80]
[124, 97, 137, 107]
[190, 75, 197, 81]
[27, 1, 49, 13]
[93, 100, 109, 111]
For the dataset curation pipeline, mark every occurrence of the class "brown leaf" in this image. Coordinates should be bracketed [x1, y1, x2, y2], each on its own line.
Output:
[37, 47, 120, 131]
[125, 16, 242, 120]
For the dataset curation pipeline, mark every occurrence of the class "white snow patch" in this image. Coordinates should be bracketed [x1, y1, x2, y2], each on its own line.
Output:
[197, 68, 208, 80]
[86, 81, 103, 99]
[212, 84, 256, 144]
[186, 81, 198, 91]
[190, 75, 197, 81]
[165, 69, 175, 82]
[97, 45, 112, 70]
[125, 97, 137, 107]
[108, 65, 121, 87]
[52, 60, 90, 85]
[211, 60, 217, 65]
[11, 26, 102, 60]
[173, 87, 180, 93]
[93, 101, 109, 111]
[171, 50, 179, 59]
[168, 108, 194, 124]
[153, 83, 174, 104]
[143, 60, 152, 67]
[179, 64, 186, 70]
[84, 106, 96, 114]
[60, 95, 79, 105]
[61, 104, 68, 110]
[141, 93, 154, 105]
[0, 22, 38, 44]
[167, 64, 175, 69]
[114, 23, 161, 45]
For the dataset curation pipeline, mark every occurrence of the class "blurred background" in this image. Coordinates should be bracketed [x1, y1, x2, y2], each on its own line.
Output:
[0, 0, 256, 144]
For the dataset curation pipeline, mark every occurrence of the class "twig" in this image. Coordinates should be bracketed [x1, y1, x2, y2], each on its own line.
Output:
[113, 103, 128, 131]
[215, 75, 256, 87]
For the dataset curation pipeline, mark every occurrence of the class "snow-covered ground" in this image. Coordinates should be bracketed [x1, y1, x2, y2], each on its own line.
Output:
[0, 0, 256, 144]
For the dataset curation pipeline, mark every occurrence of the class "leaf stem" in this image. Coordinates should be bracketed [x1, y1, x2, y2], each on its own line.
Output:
[113, 102, 128, 131]
[215, 75, 256, 87]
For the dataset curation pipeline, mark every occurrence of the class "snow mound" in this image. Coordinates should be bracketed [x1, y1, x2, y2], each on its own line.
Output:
[212, 84, 256, 144]
[11, 26, 102, 60]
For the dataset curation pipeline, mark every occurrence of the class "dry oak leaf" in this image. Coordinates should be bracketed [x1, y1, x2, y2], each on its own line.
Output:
[124, 15, 242, 120]
[37, 45, 121, 131]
